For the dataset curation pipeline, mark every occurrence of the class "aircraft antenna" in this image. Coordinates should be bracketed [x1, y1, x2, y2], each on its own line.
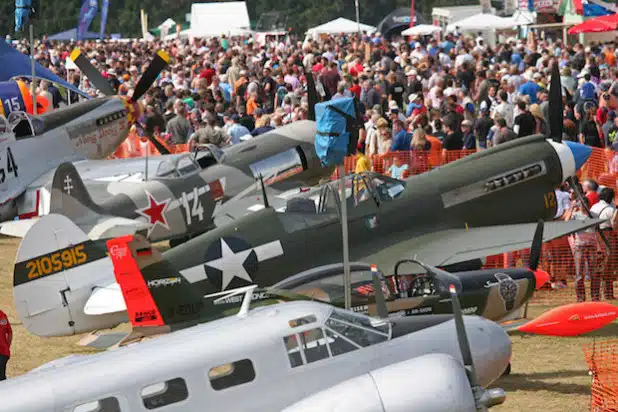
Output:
[258, 174, 270, 208]
[204, 285, 258, 318]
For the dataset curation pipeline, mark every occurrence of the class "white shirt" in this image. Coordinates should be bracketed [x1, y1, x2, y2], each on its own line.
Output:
[590, 200, 615, 229]
[554, 190, 571, 219]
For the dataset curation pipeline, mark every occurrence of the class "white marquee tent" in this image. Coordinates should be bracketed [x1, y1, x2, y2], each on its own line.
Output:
[446, 13, 515, 32]
[306, 17, 376, 35]
[401, 24, 442, 36]
[189, 2, 252, 38]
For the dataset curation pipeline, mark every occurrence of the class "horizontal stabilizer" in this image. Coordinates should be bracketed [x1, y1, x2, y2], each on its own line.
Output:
[77, 332, 131, 349]
[0, 218, 38, 238]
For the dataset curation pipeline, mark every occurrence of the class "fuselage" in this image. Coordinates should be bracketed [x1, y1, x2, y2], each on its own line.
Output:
[0, 302, 511, 412]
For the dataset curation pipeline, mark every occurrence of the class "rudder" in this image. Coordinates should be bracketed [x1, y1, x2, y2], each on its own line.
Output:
[50, 162, 104, 219]
[106, 234, 206, 330]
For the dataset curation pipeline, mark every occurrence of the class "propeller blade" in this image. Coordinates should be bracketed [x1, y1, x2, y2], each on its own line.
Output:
[528, 219, 544, 271]
[69, 48, 116, 96]
[548, 60, 563, 142]
[568, 176, 611, 249]
[517, 302, 618, 336]
[305, 69, 318, 121]
[371, 264, 388, 319]
[448, 284, 479, 387]
[143, 132, 171, 156]
[132, 50, 170, 102]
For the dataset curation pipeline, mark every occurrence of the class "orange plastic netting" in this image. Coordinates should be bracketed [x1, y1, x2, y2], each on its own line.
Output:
[584, 340, 618, 411]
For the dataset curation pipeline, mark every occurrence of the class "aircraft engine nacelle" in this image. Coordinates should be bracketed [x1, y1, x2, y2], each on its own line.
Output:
[282, 354, 481, 412]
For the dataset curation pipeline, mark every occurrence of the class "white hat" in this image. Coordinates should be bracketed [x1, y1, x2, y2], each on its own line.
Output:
[408, 93, 420, 102]
[406, 69, 417, 76]
[388, 100, 399, 109]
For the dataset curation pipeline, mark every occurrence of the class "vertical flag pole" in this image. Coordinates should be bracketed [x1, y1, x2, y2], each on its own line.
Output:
[354, 0, 361, 34]
[29, 23, 37, 115]
[338, 164, 351, 310]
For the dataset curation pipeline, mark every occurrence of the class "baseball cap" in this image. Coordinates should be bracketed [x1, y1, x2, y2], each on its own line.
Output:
[231, 113, 240, 121]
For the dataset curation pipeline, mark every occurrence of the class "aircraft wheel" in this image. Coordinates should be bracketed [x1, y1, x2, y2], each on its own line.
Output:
[502, 363, 511, 376]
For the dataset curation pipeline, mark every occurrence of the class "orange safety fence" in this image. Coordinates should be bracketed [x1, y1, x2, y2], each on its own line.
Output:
[584, 339, 618, 411]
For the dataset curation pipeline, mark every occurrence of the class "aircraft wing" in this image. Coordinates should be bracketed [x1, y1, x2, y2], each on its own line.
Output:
[363, 219, 605, 269]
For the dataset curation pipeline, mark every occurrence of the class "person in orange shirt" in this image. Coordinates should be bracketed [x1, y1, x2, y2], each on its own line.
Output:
[246, 92, 259, 116]
[423, 127, 443, 169]
[0, 309, 12, 381]
[604, 45, 616, 67]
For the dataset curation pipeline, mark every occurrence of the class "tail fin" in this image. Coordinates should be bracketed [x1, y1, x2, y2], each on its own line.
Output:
[50, 162, 104, 219]
[106, 234, 206, 331]
[13, 214, 125, 337]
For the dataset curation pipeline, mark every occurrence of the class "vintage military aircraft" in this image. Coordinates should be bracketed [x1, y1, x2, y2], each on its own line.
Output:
[0, 48, 170, 222]
[0, 259, 510, 412]
[11, 128, 604, 338]
[4, 118, 325, 244]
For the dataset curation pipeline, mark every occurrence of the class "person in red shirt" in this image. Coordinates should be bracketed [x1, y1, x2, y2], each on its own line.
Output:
[349, 78, 361, 99]
[0, 309, 12, 381]
[199, 62, 216, 87]
[583, 179, 600, 207]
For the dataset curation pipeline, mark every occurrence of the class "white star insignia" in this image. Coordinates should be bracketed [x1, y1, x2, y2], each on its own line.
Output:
[205, 239, 254, 290]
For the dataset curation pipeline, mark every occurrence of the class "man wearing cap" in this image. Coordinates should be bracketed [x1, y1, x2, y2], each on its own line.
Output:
[166, 100, 192, 144]
[0, 309, 12, 381]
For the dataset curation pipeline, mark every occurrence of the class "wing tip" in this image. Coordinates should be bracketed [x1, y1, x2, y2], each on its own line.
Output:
[70, 48, 82, 62]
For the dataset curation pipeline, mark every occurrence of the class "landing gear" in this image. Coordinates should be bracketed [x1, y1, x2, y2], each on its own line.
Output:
[502, 363, 511, 376]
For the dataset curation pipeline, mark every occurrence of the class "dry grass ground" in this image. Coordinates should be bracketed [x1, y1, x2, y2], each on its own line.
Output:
[0, 236, 615, 410]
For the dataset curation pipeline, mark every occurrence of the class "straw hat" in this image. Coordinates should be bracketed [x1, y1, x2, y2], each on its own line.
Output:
[530, 104, 544, 121]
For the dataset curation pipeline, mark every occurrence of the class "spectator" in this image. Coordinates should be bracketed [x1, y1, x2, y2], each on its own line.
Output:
[0, 309, 11, 381]
[251, 115, 275, 137]
[226, 114, 251, 144]
[583, 179, 600, 207]
[513, 101, 536, 137]
[461, 119, 476, 149]
[391, 119, 411, 151]
[579, 102, 602, 147]
[386, 155, 409, 179]
[166, 101, 192, 144]
[493, 118, 517, 146]
[190, 113, 229, 148]
[566, 197, 599, 302]
[355, 144, 371, 174]
[591, 187, 617, 300]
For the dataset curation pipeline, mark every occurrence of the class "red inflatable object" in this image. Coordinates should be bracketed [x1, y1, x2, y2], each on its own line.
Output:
[517, 302, 618, 336]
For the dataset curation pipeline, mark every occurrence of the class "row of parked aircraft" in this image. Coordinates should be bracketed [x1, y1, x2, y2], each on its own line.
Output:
[0, 52, 616, 411]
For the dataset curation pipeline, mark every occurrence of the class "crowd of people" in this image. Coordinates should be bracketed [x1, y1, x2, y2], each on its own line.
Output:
[7, 29, 618, 299]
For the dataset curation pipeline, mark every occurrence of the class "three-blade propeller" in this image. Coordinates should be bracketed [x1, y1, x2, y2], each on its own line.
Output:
[69, 48, 171, 155]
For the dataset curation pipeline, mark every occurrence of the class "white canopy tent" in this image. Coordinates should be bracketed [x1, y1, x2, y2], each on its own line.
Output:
[401, 24, 442, 36]
[306, 17, 376, 36]
[189, 2, 252, 38]
[446, 13, 515, 32]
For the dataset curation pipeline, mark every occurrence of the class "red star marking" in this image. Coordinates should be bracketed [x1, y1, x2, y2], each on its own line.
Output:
[136, 191, 171, 234]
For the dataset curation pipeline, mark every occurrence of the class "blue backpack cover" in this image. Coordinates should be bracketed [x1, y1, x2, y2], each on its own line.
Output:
[314, 98, 357, 167]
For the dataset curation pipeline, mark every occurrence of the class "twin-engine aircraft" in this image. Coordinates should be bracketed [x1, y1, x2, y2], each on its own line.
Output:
[0, 247, 511, 412]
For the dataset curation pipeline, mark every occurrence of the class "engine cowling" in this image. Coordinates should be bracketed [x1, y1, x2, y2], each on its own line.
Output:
[282, 354, 478, 412]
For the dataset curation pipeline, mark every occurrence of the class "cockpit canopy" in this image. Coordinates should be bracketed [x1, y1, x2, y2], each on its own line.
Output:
[155, 145, 225, 179]
[284, 172, 407, 215]
[8, 111, 43, 138]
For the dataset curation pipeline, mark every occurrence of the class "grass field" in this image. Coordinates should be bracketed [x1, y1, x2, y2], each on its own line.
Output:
[0, 235, 615, 410]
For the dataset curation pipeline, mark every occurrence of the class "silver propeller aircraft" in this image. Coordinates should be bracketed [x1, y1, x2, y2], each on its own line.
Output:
[0, 272, 510, 412]
[0, 48, 170, 222]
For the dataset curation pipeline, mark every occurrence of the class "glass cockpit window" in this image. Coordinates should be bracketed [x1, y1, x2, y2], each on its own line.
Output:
[249, 147, 306, 185]
[325, 309, 390, 347]
[367, 176, 406, 201]
[324, 329, 359, 356]
[155, 158, 179, 178]
[288, 314, 317, 328]
[175, 155, 199, 176]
